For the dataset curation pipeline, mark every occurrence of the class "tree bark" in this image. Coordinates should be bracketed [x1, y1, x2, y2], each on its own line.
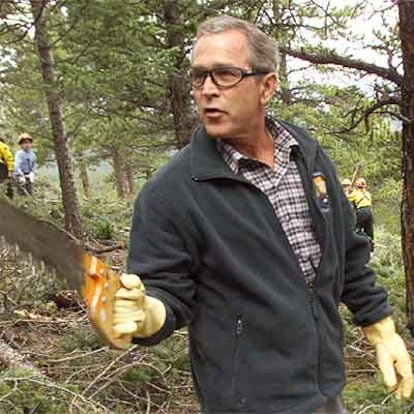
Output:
[30, 0, 84, 239]
[164, 0, 196, 149]
[272, 1, 292, 105]
[124, 161, 134, 196]
[78, 154, 90, 199]
[279, 51, 292, 105]
[398, 1, 414, 337]
[111, 146, 125, 199]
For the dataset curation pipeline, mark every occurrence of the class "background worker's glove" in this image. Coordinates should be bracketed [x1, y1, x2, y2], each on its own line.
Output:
[113, 273, 166, 338]
[27, 171, 35, 182]
[363, 316, 413, 399]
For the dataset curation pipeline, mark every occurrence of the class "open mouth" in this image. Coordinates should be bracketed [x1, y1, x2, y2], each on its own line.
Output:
[204, 108, 224, 117]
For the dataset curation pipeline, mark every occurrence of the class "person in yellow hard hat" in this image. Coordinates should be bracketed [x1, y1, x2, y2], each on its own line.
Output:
[0, 137, 14, 199]
[341, 178, 352, 195]
[341, 178, 357, 212]
[348, 177, 374, 249]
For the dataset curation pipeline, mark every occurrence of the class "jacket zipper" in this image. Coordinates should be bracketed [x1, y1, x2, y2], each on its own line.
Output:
[195, 152, 327, 397]
[231, 317, 243, 399]
[297, 150, 328, 398]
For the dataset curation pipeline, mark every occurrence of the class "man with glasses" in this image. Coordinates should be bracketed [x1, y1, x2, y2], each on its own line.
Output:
[112, 15, 412, 413]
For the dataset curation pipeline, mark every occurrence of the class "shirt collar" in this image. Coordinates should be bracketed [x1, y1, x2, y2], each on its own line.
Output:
[217, 116, 299, 173]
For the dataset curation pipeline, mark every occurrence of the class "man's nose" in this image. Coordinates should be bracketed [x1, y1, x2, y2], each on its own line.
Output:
[201, 74, 219, 95]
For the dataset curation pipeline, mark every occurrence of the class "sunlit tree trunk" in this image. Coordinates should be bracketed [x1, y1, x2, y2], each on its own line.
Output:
[30, 0, 83, 239]
[279, 52, 292, 105]
[125, 162, 134, 196]
[111, 146, 125, 199]
[272, 0, 292, 105]
[78, 154, 90, 199]
[398, 1, 414, 338]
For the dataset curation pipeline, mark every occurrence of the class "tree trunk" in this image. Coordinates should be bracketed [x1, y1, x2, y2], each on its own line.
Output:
[272, 0, 292, 105]
[111, 146, 125, 199]
[279, 51, 292, 105]
[398, 1, 414, 338]
[78, 154, 90, 199]
[164, 0, 196, 149]
[30, 0, 83, 239]
[124, 161, 134, 196]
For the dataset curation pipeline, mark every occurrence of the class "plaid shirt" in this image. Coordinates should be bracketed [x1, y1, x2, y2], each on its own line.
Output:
[217, 118, 321, 284]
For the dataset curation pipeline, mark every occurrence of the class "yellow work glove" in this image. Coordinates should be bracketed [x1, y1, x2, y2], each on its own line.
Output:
[362, 316, 413, 399]
[113, 273, 166, 338]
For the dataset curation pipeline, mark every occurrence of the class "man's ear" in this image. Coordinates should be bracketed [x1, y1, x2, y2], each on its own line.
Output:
[260, 72, 277, 106]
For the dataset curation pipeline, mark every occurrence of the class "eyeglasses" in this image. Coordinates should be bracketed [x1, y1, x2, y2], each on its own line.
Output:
[190, 66, 268, 89]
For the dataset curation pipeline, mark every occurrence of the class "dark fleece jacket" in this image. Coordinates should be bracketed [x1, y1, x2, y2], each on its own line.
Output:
[127, 121, 391, 413]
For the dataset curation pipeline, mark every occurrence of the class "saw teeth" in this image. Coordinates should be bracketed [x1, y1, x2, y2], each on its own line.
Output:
[0, 236, 10, 254]
[40, 260, 46, 273]
[21, 251, 34, 267]
[50, 267, 57, 279]
[28, 252, 33, 267]
[13, 244, 20, 258]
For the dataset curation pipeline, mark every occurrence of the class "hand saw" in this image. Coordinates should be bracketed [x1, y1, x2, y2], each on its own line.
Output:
[0, 198, 131, 349]
[350, 162, 363, 187]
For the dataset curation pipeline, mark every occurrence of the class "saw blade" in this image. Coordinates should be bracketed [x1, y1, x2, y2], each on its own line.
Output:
[0, 198, 84, 291]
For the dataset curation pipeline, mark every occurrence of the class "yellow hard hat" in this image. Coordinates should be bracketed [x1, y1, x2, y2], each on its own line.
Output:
[341, 178, 352, 186]
[18, 132, 33, 144]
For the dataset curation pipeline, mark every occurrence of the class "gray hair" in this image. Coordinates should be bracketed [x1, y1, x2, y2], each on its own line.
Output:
[195, 15, 279, 74]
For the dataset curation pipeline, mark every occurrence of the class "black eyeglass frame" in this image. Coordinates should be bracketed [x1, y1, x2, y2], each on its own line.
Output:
[189, 66, 269, 89]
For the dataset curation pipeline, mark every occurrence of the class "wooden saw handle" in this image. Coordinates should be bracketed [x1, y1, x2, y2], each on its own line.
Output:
[83, 254, 132, 349]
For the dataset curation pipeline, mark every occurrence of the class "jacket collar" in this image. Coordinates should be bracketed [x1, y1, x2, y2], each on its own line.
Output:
[190, 120, 318, 181]
[277, 120, 318, 170]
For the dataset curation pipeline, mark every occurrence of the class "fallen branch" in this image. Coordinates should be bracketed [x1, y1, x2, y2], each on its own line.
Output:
[0, 338, 43, 375]
[2, 376, 109, 413]
[83, 345, 139, 396]
[92, 244, 125, 254]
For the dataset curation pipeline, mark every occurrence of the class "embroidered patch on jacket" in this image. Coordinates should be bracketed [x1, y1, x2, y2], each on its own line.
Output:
[313, 172, 330, 212]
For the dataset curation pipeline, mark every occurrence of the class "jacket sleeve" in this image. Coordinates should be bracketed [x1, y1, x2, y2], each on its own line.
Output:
[317, 149, 391, 327]
[14, 151, 23, 175]
[127, 182, 198, 345]
[337, 174, 392, 326]
[2, 144, 13, 172]
[32, 152, 37, 173]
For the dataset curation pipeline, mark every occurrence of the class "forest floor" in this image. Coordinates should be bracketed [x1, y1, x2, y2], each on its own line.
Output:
[1, 246, 413, 413]
[0, 241, 199, 413]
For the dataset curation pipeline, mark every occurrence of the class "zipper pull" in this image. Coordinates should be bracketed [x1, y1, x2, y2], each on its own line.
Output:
[236, 317, 243, 335]
[307, 285, 319, 321]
